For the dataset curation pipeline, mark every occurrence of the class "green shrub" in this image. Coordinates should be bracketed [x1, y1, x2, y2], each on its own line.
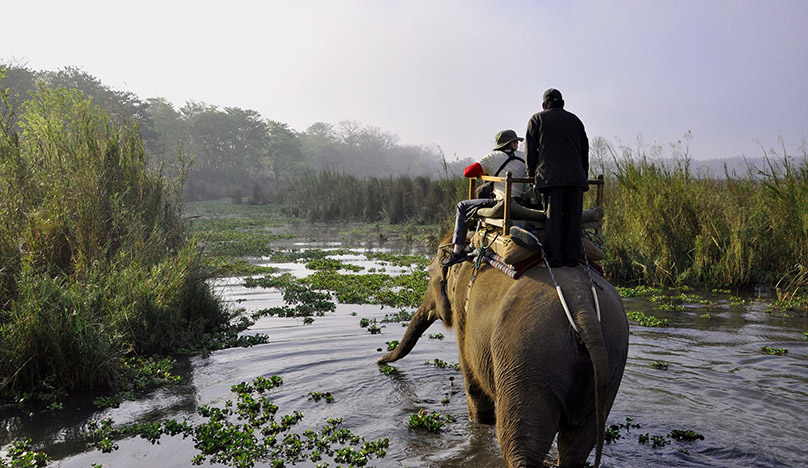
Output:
[0, 78, 225, 395]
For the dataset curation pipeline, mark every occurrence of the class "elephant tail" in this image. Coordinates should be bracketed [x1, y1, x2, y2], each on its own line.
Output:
[575, 295, 609, 468]
[376, 303, 436, 364]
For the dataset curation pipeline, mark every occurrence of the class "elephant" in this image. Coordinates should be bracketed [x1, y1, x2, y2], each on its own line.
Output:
[378, 247, 629, 468]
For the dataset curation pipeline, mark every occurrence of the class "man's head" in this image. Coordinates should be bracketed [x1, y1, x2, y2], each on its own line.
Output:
[542, 88, 564, 109]
[493, 129, 523, 151]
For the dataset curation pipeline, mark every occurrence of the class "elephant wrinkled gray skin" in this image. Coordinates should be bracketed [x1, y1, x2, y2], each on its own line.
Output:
[378, 250, 629, 468]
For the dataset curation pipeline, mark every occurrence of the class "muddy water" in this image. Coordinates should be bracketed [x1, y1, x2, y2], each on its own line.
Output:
[3, 247, 808, 468]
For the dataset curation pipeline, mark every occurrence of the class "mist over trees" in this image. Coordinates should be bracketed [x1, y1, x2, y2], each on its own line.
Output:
[1, 64, 469, 201]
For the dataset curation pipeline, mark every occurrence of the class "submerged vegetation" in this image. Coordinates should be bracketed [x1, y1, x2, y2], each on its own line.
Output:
[0, 78, 227, 397]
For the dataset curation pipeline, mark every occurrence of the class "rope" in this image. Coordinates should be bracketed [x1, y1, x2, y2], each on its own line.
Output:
[516, 229, 580, 334]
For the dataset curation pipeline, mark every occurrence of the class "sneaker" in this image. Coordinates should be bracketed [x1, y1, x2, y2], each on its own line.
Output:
[441, 251, 468, 267]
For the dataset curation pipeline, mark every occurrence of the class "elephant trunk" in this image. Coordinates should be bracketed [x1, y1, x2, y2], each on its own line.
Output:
[376, 303, 436, 364]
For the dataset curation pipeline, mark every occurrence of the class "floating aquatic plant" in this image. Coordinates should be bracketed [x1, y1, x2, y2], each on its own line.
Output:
[407, 410, 454, 433]
[669, 429, 705, 441]
[649, 361, 669, 370]
[626, 311, 669, 327]
[616, 285, 663, 297]
[83, 377, 387, 468]
[378, 365, 398, 376]
[761, 346, 787, 356]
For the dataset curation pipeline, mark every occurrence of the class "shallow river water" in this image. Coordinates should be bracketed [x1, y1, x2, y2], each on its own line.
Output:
[2, 244, 807, 468]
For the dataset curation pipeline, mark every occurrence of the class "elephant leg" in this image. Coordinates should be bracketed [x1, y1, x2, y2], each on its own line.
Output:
[556, 417, 597, 468]
[463, 375, 495, 425]
[495, 389, 561, 468]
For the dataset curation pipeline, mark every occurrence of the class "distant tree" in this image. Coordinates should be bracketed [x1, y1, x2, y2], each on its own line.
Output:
[302, 121, 342, 171]
[224, 107, 268, 174]
[41, 66, 149, 126]
[142, 97, 187, 170]
[0, 64, 36, 133]
[337, 119, 362, 147]
[264, 120, 302, 181]
[181, 101, 227, 171]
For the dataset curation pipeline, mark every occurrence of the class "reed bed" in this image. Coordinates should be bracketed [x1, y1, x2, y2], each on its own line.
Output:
[279, 170, 465, 227]
[602, 149, 807, 290]
[0, 84, 224, 395]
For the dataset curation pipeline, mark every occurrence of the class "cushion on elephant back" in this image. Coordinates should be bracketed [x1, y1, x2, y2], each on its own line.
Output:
[474, 201, 604, 229]
[470, 228, 539, 265]
[474, 199, 546, 221]
[471, 227, 604, 265]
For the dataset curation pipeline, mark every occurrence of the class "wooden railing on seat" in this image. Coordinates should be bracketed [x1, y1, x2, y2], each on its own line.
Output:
[467, 173, 605, 235]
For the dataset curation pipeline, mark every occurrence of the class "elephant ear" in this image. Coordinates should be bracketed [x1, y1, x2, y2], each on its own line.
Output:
[433, 259, 454, 327]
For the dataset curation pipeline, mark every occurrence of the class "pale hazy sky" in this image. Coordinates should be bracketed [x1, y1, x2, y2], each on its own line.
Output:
[1, 0, 806, 161]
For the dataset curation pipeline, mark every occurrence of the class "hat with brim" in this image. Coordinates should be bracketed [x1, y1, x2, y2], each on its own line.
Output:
[493, 129, 523, 151]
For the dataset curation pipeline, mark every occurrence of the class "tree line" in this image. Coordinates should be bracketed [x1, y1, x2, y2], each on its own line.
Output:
[0, 64, 467, 201]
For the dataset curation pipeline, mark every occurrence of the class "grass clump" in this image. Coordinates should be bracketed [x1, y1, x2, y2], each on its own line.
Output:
[0, 79, 226, 397]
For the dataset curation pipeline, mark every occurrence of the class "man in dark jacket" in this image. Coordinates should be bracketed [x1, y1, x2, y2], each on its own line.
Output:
[525, 88, 589, 267]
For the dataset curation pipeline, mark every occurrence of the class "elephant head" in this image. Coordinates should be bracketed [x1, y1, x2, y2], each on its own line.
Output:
[378, 246, 629, 468]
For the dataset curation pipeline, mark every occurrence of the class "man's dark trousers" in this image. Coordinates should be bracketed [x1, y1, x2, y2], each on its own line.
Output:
[540, 187, 583, 267]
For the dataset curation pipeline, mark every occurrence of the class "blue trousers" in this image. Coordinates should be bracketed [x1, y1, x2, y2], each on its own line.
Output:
[451, 198, 498, 246]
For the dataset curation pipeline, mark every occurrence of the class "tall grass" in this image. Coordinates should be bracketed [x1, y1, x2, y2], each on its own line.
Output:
[603, 146, 808, 289]
[0, 81, 224, 394]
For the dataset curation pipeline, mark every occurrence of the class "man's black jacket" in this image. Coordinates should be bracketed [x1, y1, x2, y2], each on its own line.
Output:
[525, 107, 589, 190]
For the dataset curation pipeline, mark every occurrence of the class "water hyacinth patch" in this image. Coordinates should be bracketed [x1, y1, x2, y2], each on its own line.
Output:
[83, 377, 387, 468]
[380, 310, 413, 324]
[303, 269, 428, 309]
[306, 258, 364, 272]
[407, 410, 454, 433]
[761, 346, 787, 355]
[425, 359, 460, 370]
[0, 439, 50, 467]
[246, 273, 336, 317]
[308, 392, 334, 404]
[378, 365, 398, 376]
[649, 361, 669, 370]
[616, 285, 663, 297]
[626, 311, 669, 327]
[669, 429, 705, 441]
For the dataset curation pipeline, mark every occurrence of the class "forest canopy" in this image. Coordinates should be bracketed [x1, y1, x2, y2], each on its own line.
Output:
[0, 64, 469, 201]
